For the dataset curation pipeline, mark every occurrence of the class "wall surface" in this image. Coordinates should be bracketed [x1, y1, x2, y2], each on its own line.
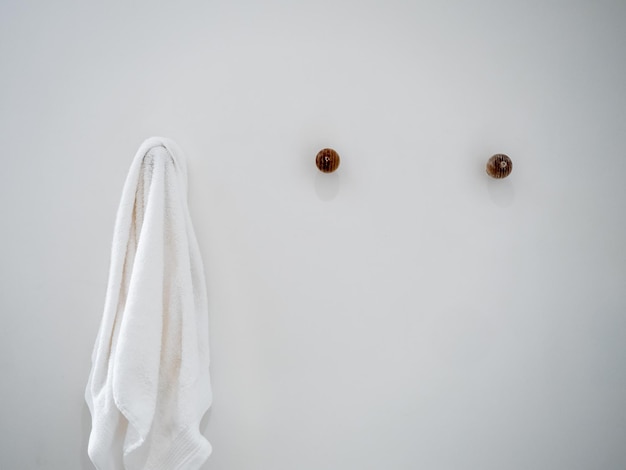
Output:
[1, 1, 625, 469]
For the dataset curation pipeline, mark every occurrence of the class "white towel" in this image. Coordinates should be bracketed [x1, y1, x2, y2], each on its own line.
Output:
[85, 137, 212, 470]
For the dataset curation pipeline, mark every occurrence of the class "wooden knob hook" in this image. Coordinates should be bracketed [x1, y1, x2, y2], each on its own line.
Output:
[316, 148, 340, 173]
[486, 154, 512, 179]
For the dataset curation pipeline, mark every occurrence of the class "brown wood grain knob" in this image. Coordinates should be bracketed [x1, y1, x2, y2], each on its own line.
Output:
[486, 154, 512, 179]
[316, 148, 340, 173]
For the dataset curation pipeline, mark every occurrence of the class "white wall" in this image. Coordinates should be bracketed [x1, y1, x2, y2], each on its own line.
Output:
[1, 1, 625, 469]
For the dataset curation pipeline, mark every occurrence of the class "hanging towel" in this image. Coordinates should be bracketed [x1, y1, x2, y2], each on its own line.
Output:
[85, 137, 212, 470]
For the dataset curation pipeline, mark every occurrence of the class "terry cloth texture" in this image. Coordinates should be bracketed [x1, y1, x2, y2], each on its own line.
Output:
[85, 137, 212, 470]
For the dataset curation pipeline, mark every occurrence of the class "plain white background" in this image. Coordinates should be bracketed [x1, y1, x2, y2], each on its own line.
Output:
[1, 1, 625, 469]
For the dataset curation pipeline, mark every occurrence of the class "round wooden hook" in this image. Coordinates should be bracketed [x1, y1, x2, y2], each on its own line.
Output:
[316, 148, 340, 173]
[486, 154, 512, 179]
